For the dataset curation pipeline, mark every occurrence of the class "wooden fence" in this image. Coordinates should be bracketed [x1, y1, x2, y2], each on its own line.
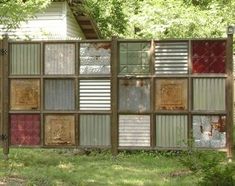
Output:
[0, 34, 233, 158]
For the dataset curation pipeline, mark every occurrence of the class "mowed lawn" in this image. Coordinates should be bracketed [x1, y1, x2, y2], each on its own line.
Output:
[0, 149, 199, 186]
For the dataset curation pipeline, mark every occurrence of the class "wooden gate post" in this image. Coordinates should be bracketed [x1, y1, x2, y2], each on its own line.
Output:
[111, 36, 118, 155]
[226, 26, 234, 160]
[1, 35, 9, 160]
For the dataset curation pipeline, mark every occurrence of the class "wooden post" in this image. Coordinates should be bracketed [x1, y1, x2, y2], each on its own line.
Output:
[2, 35, 9, 160]
[226, 26, 234, 160]
[111, 36, 118, 155]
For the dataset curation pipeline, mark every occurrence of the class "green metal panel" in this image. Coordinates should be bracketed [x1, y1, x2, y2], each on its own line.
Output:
[10, 44, 40, 75]
[156, 115, 188, 148]
[193, 78, 225, 111]
[80, 115, 111, 146]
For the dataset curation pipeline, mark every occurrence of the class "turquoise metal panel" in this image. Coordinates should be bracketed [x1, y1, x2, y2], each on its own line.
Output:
[156, 115, 188, 148]
[193, 78, 225, 111]
[10, 44, 40, 75]
[80, 115, 110, 146]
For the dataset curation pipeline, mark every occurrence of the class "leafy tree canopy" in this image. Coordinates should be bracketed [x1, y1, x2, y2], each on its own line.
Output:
[84, 0, 235, 39]
[0, 0, 51, 30]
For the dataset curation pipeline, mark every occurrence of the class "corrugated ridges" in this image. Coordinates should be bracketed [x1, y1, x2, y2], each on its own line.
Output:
[156, 115, 188, 148]
[119, 115, 150, 147]
[193, 78, 225, 110]
[10, 44, 40, 75]
[45, 79, 75, 110]
[79, 80, 111, 110]
[155, 42, 188, 74]
[80, 115, 110, 146]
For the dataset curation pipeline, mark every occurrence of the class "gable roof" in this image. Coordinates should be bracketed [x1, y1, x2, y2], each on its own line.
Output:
[65, 0, 102, 39]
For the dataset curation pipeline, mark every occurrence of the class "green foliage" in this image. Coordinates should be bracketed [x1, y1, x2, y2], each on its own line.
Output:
[0, 0, 51, 30]
[82, 0, 128, 38]
[0, 149, 198, 185]
[179, 149, 235, 185]
[199, 163, 235, 186]
[84, 0, 235, 39]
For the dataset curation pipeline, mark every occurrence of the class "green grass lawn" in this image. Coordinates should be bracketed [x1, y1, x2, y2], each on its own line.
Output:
[0, 149, 199, 186]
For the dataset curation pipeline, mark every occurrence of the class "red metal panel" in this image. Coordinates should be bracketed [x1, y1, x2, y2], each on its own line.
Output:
[192, 40, 226, 73]
[10, 114, 40, 145]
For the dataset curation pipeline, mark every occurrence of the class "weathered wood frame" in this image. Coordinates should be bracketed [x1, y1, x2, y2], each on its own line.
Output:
[0, 34, 233, 158]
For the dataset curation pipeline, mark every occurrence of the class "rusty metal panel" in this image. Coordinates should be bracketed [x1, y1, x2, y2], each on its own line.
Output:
[45, 79, 75, 110]
[119, 79, 150, 112]
[80, 43, 111, 74]
[155, 79, 187, 110]
[155, 42, 188, 74]
[119, 42, 150, 74]
[45, 115, 75, 145]
[193, 115, 226, 148]
[192, 40, 226, 73]
[10, 43, 40, 75]
[10, 79, 40, 110]
[156, 115, 188, 148]
[119, 115, 150, 147]
[80, 115, 110, 146]
[79, 80, 111, 110]
[10, 114, 40, 145]
[193, 78, 225, 110]
[44, 43, 75, 75]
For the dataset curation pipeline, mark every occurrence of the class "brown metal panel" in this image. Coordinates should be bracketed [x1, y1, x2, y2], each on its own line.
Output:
[155, 79, 187, 110]
[80, 42, 111, 74]
[10, 79, 40, 110]
[193, 115, 226, 148]
[45, 115, 75, 145]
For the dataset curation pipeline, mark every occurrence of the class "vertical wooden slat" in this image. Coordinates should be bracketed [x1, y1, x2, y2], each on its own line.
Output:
[226, 28, 234, 160]
[150, 40, 156, 147]
[2, 35, 9, 159]
[111, 37, 118, 155]
[0, 39, 3, 148]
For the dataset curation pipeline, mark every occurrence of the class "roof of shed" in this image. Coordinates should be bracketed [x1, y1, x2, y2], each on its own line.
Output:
[66, 0, 101, 39]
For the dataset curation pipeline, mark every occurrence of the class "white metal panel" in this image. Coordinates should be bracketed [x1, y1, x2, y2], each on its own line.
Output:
[119, 115, 150, 147]
[79, 80, 111, 110]
[155, 42, 188, 74]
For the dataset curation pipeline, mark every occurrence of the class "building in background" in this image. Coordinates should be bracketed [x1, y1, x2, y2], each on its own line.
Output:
[0, 0, 100, 40]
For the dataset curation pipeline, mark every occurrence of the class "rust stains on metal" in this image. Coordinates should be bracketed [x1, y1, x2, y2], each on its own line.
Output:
[10, 79, 40, 110]
[45, 115, 75, 145]
[155, 79, 187, 110]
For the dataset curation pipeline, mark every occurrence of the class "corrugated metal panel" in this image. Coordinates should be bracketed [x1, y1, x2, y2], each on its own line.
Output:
[79, 80, 111, 110]
[10, 44, 40, 75]
[192, 40, 226, 73]
[80, 43, 111, 74]
[10, 114, 40, 145]
[80, 115, 110, 146]
[155, 42, 188, 74]
[155, 79, 187, 110]
[193, 115, 226, 148]
[45, 79, 75, 110]
[119, 42, 150, 74]
[119, 115, 150, 147]
[45, 115, 75, 145]
[45, 43, 75, 74]
[156, 115, 188, 148]
[119, 79, 150, 112]
[10, 79, 40, 110]
[193, 78, 225, 110]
